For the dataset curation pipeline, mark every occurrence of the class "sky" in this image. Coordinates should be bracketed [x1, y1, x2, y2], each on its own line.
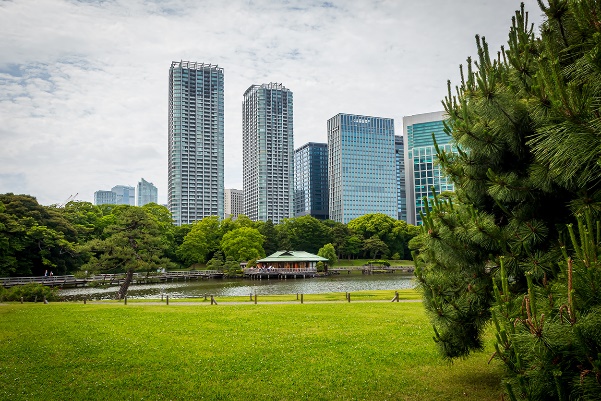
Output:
[0, 0, 545, 206]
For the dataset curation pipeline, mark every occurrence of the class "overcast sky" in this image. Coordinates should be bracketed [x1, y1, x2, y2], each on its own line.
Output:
[0, 0, 544, 206]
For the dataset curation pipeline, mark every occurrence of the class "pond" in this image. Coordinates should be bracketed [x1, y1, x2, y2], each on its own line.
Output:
[59, 273, 416, 301]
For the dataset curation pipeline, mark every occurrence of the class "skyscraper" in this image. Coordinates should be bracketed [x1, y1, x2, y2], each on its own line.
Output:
[327, 113, 397, 224]
[137, 178, 158, 206]
[242, 83, 294, 224]
[395, 136, 407, 221]
[294, 142, 328, 219]
[403, 111, 455, 225]
[224, 188, 244, 219]
[168, 61, 224, 225]
[94, 190, 116, 206]
[111, 185, 135, 205]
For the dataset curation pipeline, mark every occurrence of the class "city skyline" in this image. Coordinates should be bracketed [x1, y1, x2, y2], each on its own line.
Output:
[0, 1, 545, 205]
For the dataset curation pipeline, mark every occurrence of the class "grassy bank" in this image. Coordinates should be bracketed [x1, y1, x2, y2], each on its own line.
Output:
[142, 289, 421, 303]
[0, 300, 502, 400]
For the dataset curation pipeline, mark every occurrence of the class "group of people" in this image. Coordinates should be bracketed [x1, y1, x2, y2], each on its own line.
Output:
[253, 265, 277, 272]
[43, 270, 53, 277]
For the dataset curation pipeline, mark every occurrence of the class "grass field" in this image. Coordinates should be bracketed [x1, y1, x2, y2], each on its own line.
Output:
[0, 295, 503, 401]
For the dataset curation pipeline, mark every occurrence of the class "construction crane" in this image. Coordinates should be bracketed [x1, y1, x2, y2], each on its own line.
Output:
[57, 193, 78, 208]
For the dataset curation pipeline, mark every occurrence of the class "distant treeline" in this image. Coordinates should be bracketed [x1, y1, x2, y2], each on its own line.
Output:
[0, 193, 418, 277]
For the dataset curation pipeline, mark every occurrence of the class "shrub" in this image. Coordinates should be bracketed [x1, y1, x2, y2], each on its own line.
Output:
[2, 283, 60, 302]
[367, 260, 390, 267]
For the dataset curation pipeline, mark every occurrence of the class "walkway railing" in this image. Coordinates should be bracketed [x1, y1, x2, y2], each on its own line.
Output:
[1, 270, 225, 288]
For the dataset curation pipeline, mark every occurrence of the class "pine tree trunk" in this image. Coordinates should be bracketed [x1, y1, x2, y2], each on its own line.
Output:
[115, 268, 134, 300]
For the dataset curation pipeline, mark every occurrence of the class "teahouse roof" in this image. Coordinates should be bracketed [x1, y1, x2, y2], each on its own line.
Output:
[256, 250, 328, 263]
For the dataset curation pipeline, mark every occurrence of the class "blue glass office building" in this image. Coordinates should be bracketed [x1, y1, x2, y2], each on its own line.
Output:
[403, 111, 454, 225]
[168, 61, 224, 225]
[294, 142, 328, 219]
[327, 113, 396, 224]
[395, 136, 407, 221]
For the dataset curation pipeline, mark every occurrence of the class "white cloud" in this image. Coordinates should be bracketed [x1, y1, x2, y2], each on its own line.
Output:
[0, 0, 544, 205]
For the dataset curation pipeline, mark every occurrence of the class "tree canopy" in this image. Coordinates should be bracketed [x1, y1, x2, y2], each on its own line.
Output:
[81, 206, 175, 299]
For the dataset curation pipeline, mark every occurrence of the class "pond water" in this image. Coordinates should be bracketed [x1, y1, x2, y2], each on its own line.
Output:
[60, 273, 416, 301]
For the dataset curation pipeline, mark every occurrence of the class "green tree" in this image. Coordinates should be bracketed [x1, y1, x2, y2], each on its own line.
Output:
[277, 216, 331, 254]
[176, 216, 221, 265]
[362, 235, 389, 259]
[0, 194, 79, 276]
[82, 206, 174, 299]
[206, 251, 224, 271]
[317, 243, 337, 267]
[257, 219, 279, 255]
[328, 221, 351, 259]
[348, 213, 416, 258]
[60, 201, 103, 242]
[220, 227, 265, 262]
[413, 2, 601, 399]
[342, 234, 363, 260]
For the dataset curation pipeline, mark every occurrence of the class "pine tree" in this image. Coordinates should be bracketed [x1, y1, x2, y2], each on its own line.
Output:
[413, 1, 601, 399]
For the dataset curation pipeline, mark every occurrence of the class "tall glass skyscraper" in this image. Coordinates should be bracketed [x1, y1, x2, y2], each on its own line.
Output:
[395, 136, 407, 221]
[137, 178, 158, 206]
[403, 111, 454, 225]
[242, 83, 294, 224]
[294, 142, 328, 219]
[327, 113, 397, 224]
[168, 61, 224, 225]
[111, 185, 135, 206]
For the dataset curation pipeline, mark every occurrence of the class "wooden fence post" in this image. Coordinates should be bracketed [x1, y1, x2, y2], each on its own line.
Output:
[254, 293, 257, 304]
[347, 292, 351, 303]
[301, 293, 304, 304]
[124, 296, 127, 305]
[84, 296, 87, 305]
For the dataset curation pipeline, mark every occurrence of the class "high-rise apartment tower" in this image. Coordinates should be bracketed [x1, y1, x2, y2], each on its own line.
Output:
[242, 83, 294, 224]
[327, 113, 397, 224]
[168, 61, 224, 225]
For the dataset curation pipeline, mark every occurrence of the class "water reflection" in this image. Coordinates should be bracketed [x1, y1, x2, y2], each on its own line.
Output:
[60, 274, 415, 300]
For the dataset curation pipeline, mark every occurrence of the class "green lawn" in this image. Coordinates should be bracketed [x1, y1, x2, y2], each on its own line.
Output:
[160, 289, 422, 303]
[0, 300, 503, 401]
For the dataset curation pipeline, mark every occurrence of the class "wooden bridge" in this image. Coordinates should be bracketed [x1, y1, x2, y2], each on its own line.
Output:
[1, 270, 225, 289]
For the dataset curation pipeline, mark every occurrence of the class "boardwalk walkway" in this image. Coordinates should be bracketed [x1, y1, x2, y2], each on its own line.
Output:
[1, 270, 224, 289]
